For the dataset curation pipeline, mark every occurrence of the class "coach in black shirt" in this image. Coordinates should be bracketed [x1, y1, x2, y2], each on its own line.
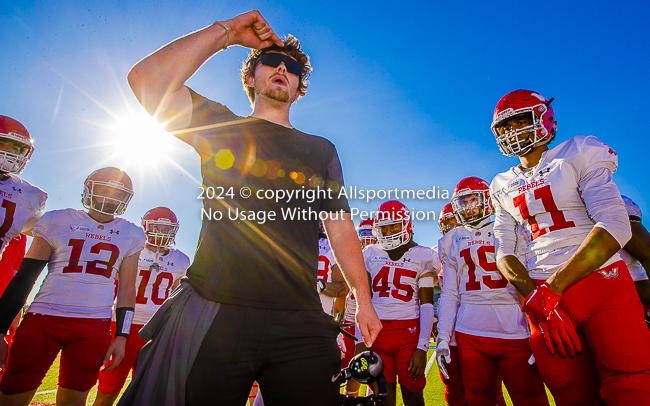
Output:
[124, 10, 381, 406]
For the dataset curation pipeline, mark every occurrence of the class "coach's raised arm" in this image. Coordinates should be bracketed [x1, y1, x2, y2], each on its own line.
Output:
[122, 10, 381, 406]
[128, 11, 283, 130]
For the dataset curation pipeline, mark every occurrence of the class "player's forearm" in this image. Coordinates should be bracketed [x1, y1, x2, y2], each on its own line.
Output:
[322, 281, 349, 298]
[497, 255, 537, 297]
[128, 23, 227, 113]
[0, 259, 47, 334]
[116, 285, 136, 308]
[624, 222, 650, 265]
[547, 226, 621, 294]
[435, 299, 457, 345]
[115, 254, 140, 308]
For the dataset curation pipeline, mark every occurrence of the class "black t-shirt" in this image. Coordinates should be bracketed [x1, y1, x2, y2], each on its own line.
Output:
[176, 89, 350, 310]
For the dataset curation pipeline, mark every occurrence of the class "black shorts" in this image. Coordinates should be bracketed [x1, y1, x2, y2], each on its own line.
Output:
[186, 303, 342, 406]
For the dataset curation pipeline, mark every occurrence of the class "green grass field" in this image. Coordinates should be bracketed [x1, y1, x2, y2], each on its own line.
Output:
[28, 348, 556, 406]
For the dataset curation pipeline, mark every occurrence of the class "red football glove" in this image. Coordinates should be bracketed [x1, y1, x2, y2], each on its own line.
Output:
[537, 308, 582, 358]
[522, 282, 562, 324]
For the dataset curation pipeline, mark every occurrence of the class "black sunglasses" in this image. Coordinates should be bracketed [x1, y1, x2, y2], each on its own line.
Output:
[259, 53, 302, 76]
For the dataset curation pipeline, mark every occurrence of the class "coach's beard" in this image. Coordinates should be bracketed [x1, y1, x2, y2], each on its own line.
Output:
[262, 87, 290, 103]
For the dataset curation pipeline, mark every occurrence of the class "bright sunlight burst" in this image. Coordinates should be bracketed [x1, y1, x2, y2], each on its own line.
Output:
[107, 110, 175, 169]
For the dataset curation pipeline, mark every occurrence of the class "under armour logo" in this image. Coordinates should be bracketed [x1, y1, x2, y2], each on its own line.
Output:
[408, 327, 417, 333]
[599, 267, 618, 279]
[487, 232, 492, 237]
[167, 261, 174, 266]
[109, 230, 120, 235]
[12, 187, 21, 193]
[403, 258, 412, 263]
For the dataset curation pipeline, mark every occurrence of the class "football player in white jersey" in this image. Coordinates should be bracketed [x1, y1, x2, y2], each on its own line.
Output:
[94, 207, 189, 406]
[359, 200, 436, 406]
[0, 116, 48, 342]
[434, 203, 508, 406]
[0, 167, 145, 406]
[317, 220, 349, 315]
[490, 89, 650, 405]
[437, 177, 548, 406]
[0, 116, 47, 256]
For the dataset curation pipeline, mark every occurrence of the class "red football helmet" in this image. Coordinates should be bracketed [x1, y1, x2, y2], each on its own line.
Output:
[0, 115, 35, 174]
[357, 218, 377, 249]
[491, 89, 557, 157]
[438, 203, 458, 236]
[372, 200, 412, 250]
[142, 207, 179, 248]
[82, 167, 134, 215]
[451, 177, 493, 225]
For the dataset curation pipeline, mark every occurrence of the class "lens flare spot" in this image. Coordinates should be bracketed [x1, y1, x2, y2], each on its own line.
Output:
[215, 149, 235, 170]
[251, 159, 267, 177]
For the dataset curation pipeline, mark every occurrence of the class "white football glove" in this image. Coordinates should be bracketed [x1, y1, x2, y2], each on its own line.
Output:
[336, 333, 346, 358]
[435, 339, 452, 380]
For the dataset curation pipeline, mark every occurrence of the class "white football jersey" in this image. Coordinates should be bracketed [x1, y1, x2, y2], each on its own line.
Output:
[29, 209, 146, 318]
[133, 247, 190, 324]
[491, 135, 625, 279]
[318, 237, 337, 314]
[619, 196, 648, 281]
[364, 244, 437, 320]
[0, 175, 47, 256]
[437, 221, 529, 343]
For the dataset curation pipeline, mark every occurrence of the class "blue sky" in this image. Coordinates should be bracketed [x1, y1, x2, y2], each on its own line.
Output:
[2, 0, 650, 264]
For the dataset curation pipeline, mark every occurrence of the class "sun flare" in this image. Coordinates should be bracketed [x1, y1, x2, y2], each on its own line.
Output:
[107, 111, 176, 169]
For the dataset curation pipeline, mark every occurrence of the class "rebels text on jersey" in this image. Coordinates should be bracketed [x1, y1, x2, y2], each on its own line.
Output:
[437, 221, 529, 343]
[490, 135, 629, 279]
[0, 175, 47, 255]
[364, 244, 437, 320]
[133, 248, 190, 325]
[28, 208, 145, 318]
